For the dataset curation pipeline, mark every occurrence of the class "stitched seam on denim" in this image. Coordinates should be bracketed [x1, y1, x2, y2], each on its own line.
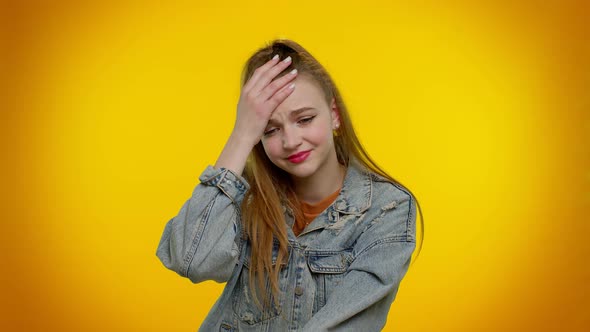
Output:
[227, 248, 249, 327]
[216, 171, 238, 205]
[201, 168, 248, 199]
[182, 193, 218, 277]
[311, 266, 347, 273]
[309, 257, 348, 272]
[355, 235, 414, 260]
[224, 168, 250, 191]
[307, 251, 353, 273]
[366, 169, 373, 212]
[235, 206, 246, 264]
[389, 186, 414, 242]
[406, 194, 415, 242]
[392, 182, 414, 239]
[306, 250, 349, 256]
[200, 166, 225, 184]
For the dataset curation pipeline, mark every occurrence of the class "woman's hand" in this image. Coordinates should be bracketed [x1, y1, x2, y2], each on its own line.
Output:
[233, 54, 298, 146]
[214, 55, 297, 176]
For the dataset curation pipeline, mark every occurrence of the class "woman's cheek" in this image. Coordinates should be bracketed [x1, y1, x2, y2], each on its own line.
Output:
[262, 138, 281, 160]
[312, 125, 331, 144]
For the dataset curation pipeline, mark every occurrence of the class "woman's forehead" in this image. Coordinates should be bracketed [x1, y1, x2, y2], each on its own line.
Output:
[272, 77, 328, 115]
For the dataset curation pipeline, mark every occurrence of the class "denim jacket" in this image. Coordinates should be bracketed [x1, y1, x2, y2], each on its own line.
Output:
[156, 159, 416, 331]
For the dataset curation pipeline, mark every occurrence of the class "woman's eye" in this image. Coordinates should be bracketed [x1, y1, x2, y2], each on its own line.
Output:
[263, 128, 277, 136]
[298, 116, 315, 125]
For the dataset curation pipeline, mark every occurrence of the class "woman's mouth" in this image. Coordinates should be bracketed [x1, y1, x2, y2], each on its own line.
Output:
[287, 150, 311, 164]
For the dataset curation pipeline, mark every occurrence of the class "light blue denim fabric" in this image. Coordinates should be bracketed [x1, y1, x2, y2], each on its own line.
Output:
[156, 158, 416, 331]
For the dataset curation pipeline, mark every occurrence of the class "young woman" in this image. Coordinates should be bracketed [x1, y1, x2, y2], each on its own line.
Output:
[156, 39, 423, 331]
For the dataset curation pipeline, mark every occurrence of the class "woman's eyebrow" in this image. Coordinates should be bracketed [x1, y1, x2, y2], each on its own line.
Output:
[290, 106, 315, 115]
[267, 107, 315, 125]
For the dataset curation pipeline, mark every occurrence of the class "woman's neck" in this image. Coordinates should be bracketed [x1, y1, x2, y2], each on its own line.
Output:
[292, 158, 346, 204]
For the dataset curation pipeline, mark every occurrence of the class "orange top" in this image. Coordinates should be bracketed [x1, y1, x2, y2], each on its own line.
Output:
[293, 187, 341, 236]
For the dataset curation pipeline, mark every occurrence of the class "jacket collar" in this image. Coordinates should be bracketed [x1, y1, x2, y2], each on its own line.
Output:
[290, 159, 373, 237]
[332, 160, 372, 215]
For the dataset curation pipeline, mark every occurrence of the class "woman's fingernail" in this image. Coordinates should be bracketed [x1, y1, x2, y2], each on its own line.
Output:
[290, 69, 297, 75]
[283, 56, 292, 63]
[272, 54, 279, 60]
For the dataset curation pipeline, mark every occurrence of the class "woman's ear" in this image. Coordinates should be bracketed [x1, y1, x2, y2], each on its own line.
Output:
[330, 97, 341, 129]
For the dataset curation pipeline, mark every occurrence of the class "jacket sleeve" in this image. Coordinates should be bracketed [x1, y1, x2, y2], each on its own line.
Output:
[301, 189, 417, 332]
[155, 165, 250, 284]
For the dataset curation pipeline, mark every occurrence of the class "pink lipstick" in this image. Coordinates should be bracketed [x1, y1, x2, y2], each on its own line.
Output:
[287, 150, 311, 164]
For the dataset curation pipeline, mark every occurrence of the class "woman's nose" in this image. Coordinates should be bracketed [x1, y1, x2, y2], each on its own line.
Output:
[282, 126, 302, 150]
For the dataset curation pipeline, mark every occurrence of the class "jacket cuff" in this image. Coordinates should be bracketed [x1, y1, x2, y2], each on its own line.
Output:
[197, 165, 250, 205]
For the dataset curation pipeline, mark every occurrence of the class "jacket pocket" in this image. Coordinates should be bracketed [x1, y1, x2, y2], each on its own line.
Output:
[231, 244, 288, 325]
[307, 249, 353, 314]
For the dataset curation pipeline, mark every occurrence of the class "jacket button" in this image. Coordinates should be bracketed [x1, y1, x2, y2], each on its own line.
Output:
[294, 286, 304, 296]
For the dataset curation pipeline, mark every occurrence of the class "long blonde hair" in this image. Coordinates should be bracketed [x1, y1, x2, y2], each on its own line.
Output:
[239, 39, 424, 309]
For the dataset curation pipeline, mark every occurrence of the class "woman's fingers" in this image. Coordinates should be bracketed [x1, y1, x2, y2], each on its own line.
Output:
[242, 54, 280, 92]
[266, 81, 296, 111]
[232, 54, 298, 144]
[258, 67, 297, 102]
[249, 56, 293, 96]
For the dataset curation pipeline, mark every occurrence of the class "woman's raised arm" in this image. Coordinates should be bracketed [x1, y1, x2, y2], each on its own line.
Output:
[156, 53, 298, 283]
[155, 166, 250, 283]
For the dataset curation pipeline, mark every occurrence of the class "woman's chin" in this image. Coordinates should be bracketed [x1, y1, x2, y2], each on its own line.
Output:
[279, 162, 317, 180]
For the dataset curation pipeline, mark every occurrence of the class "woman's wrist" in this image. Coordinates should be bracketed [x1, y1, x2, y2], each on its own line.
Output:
[214, 133, 255, 176]
[229, 128, 260, 148]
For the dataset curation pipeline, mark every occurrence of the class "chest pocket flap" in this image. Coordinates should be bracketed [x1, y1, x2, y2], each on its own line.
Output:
[241, 241, 291, 269]
[307, 250, 353, 274]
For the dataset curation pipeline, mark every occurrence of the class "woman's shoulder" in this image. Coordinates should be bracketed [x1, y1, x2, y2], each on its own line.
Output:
[350, 166, 417, 244]
[362, 168, 414, 206]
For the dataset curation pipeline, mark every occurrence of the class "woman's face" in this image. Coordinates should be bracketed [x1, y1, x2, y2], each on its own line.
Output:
[261, 75, 340, 180]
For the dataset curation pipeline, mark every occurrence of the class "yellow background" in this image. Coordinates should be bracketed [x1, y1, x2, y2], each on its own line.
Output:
[3, 0, 588, 331]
